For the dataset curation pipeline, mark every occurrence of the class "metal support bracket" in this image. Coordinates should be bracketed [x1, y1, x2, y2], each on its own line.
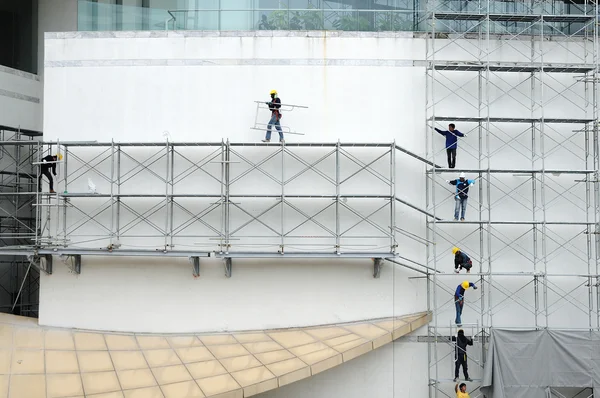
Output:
[225, 257, 232, 278]
[71, 255, 81, 274]
[373, 258, 384, 278]
[190, 257, 200, 278]
[42, 254, 53, 275]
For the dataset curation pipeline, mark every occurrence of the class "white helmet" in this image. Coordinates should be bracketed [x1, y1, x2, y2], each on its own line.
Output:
[459, 172, 466, 178]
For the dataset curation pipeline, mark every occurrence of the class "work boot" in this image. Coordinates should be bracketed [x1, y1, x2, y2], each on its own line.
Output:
[261, 139, 270, 143]
[280, 139, 285, 144]
[454, 269, 460, 274]
[466, 269, 470, 273]
[49, 190, 56, 194]
[453, 377, 458, 382]
[465, 377, 473, 382]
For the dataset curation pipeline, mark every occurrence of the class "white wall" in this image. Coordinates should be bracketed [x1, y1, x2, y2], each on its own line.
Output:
[38, 30, 594, 397]
[0, 66, 42, 132]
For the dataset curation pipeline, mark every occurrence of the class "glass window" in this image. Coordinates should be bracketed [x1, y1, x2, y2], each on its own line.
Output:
[0, 0, 38, 74]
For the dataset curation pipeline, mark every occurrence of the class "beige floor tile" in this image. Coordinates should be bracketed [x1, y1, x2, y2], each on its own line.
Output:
[242, 341, 282, 354]
[344, 324, 389, 340]
[288, 342, 329, 357]
[266, 358, 311, 387]
[143, 349, 182, 367]
[81, 371, 121, 395]
[267, 331, 316, 348]
[14, 327, 44, 349]
[392, 322, 412, 340]
[11, 349, 44, 374]
[205, 390, 242, 398]
[123, 386, 164, 398]
[136, 336, 170, 350]
[206, 344, 249, 359]
[110, 351, 148, 371]
[230, 366, 275, 388]
[254, 350, 295, 365]
[372, 333, 393, 349]
[323, 333, 362, 347]
[185, 360, 227, 380]
[198, 335, 237, 346]
[105, 335, 138, 351]
[46, 350, 79, 373]
[87, 393, 124, 398]
[219, 355, 261, 373]
[161, 380, 204, 398]
[0, 326, 13, 349]
[196, 374, 240, 396]
[0, 374, 8, 397]
[152, 364, 192, 385]
[175, 347, 214, 364]
[167, 336, 202, 348]
[44, 330, 75, 350]
[305, 327, 350, 341]
[232, 333, 271, 344]
[74, 332, 107, 351]
[372, 320, 405, 332]
[9, 374, 45, 398]
[299, 347, 340, 365]
[46, 373, 84, 398]
[265, 357, 308, 377]
[117, 368, 157, 390]
[335, 339, 372, 362]
[78, 351, 115, 372]
[0, 350, 11, 374]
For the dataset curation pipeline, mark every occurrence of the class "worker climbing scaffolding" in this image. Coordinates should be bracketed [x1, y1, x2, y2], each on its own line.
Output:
[452, 329, 473, 382]
[452, 247, 472, 273]
[38, 153, 62, 193]
[446, 173, 476, 221]
[454, 280, 477, 325]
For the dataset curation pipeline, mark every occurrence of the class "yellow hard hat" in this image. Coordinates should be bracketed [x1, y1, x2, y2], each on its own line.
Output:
[57, 154, 63, 161]
[452, 247, 460, 254]
[270, 90, 277, 95]
[462, 281, 470, 289]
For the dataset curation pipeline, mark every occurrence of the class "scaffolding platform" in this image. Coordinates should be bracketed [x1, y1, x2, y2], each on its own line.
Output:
[429, 62, 596, 73]
[429, 12, 596, 23]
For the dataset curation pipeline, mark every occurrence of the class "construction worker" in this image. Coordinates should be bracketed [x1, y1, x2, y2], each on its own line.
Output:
[452, 329, 473, 382]
[454, 280, 477, 325]
[262, 89, 283, 143]
[38, 154, 62, 193]
[452, 247, 472, 273]
[455, 382, 470, 398]
[446, 173, 475, 221]
[435, 123, 464, 168]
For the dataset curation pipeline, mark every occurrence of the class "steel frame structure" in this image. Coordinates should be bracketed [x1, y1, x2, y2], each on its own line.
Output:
[3, 141, 443, 278]
[0, 126, 43, 317]
[425, 0, 600, 396]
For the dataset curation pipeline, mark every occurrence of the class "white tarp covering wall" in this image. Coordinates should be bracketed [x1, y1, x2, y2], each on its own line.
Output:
[481, 329, 600, 398]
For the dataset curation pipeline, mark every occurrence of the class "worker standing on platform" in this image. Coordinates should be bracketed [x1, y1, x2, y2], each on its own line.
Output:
[454, 280, 477, 325]
[452, 329, 473, 382]
[446, 173, 475, 221]
[435, 123, 465, 168]
[455, 383, 470, 398]
[452, 247, 472, 273]
[262, 90, 284, 143]
[38, 154, 62, 193]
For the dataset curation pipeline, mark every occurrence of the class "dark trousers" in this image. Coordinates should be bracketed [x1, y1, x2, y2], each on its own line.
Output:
[456, 260, 472, 272]
[455, 354, 469, 379]
[446, 148, 457, 168]
[39, 168, 54, 191]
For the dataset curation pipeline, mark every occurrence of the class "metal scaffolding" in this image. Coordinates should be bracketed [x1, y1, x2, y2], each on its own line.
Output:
[424, 0, 600, 396]
[0, 141, 442, 278]
[0, 126, 43, 317]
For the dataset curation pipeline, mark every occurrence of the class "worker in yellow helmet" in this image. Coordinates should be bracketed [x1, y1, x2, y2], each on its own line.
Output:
[454, 280, 477, 325]
[38, 153, 63, 193]
[452, 247, 472, 274]
[262, 89, 284, 143]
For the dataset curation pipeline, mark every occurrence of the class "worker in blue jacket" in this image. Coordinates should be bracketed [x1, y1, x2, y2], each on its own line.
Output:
[455, 281, 477, 325]
[452, 247, 472, 273]
[446, 173, 476, 221]
[435, 123, 465, 168]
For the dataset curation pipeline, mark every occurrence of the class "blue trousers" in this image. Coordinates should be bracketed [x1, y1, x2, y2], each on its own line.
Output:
[455, 300, 463, 324]
[454, 197, 467, 220]
[265, 114, 283, 141]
